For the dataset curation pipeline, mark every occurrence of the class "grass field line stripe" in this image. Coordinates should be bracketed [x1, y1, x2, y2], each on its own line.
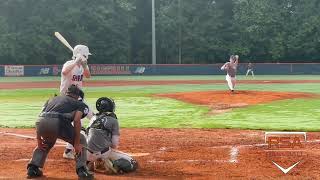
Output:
[0, 131, 66, 144]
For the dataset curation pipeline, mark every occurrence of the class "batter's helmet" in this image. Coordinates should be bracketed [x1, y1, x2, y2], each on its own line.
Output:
[96, 97, 115, 113]
[72, 45, 92, 60]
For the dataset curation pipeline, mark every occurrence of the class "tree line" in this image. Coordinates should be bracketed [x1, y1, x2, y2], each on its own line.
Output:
[0, 0, 319, 65]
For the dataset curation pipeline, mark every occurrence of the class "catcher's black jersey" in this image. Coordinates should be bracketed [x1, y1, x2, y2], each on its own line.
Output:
[42, 95, 89, 120]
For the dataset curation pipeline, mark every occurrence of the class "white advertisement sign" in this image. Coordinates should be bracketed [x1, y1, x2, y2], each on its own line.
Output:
[5, 65, 24, 76]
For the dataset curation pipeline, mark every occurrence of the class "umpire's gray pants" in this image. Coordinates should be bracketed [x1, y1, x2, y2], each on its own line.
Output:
[29, 117, 87, 169]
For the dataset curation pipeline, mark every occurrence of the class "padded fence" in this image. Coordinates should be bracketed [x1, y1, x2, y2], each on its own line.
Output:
[0, 63, 319, 76]
[0, 66, 3, 76]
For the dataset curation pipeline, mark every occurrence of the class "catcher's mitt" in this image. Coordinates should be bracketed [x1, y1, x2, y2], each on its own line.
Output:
[95, 158, 105, 171]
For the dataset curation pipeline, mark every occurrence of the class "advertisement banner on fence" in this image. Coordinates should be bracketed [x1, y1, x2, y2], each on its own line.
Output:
[4, 65, 24, 76]
[90, 65, 131, 75]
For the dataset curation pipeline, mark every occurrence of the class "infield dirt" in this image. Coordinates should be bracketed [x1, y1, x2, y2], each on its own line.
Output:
[1, 128, 320, 179]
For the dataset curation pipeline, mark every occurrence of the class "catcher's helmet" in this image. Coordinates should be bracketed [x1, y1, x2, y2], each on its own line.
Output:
[96, 97, 115, 113]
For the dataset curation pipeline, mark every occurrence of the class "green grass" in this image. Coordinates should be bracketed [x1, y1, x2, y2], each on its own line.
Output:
[0, 75, 320, 131]
[198, 99, 320, 131]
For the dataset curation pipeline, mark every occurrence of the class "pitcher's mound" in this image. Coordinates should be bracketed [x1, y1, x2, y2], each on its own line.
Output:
[155, 90, 317, 114]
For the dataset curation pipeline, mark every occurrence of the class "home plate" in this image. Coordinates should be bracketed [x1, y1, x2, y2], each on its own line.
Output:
[128, 153, 150, 157]
[14, 159, 64, 162]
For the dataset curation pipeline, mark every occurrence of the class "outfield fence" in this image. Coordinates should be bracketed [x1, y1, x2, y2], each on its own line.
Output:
[0, 63, 319, 76]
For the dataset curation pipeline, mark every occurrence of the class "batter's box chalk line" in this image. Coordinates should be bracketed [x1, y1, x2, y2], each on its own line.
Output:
[2, 131, 320, 163]
[229, 146, 239, 163]
[0, 131, 149, 157]
[152, 146, 239, 164]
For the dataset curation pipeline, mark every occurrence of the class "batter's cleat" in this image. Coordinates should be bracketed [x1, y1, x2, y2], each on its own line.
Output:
[63, 149, 75, 159]
[104, 159, 118, 174]
[77, 166, 94, 179]
[27, 164, 43, 178]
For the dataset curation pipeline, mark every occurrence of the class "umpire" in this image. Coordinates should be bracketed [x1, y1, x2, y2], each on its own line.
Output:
[27, 84, 93, 179]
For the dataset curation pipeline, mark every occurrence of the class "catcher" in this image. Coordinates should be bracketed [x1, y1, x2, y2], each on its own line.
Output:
[86, 97, 138, 174]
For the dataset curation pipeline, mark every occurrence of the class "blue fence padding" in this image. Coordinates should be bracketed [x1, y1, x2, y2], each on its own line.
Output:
[0, 63, 319, 76]
[24, 66, 53, 76]
[3, 65, 63, 76]
[253, 64, 292, 75]
[291, 64, 320, 75]
[137, 65, 223, 75]
[0, 66, 3, 76]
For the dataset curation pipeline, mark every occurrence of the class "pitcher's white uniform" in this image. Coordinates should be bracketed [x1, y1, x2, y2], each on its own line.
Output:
[221, 55, 239, 92]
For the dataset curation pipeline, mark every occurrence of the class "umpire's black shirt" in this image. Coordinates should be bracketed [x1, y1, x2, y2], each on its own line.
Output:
[42, 95, 89, 121]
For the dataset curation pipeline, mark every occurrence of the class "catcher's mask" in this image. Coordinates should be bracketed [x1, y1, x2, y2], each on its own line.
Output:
[96, 97, 115, 113]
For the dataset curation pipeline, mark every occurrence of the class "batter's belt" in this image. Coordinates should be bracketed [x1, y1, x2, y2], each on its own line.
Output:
[39, 112, 73, 122]
[86, 146, 109, 154]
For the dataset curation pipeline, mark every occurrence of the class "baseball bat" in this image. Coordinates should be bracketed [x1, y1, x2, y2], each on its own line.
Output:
[54, 32, 74, 52]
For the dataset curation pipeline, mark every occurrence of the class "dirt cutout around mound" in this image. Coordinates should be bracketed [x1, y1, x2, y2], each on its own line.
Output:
[155, 90, 317, 114]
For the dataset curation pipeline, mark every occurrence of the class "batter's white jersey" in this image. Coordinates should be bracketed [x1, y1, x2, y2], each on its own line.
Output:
[60, 60, 84, 94]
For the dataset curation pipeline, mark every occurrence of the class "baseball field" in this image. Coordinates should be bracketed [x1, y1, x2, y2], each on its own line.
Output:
[1, 75, 320, 179]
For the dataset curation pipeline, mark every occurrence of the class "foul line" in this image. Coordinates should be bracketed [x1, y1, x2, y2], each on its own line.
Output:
[0, 131, 66, 144]
[2, 131, 320, 163]
[0, 131, 149, 157]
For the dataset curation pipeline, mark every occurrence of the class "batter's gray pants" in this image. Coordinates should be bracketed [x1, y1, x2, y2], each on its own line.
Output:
[28, 117, 87, 169]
